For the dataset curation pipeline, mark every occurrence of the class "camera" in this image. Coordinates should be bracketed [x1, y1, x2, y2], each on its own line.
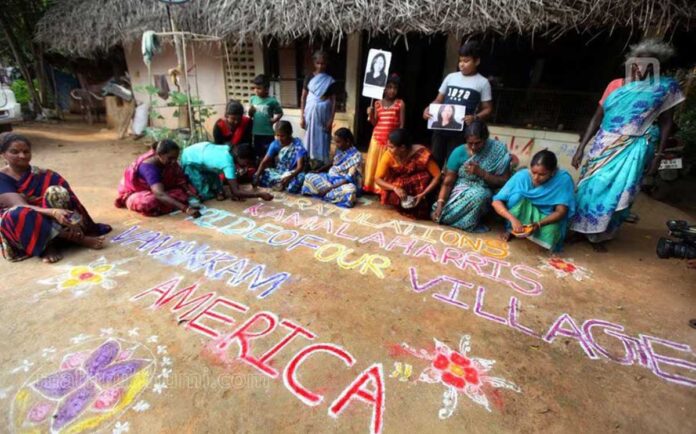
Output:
[656, 220, 696, 259]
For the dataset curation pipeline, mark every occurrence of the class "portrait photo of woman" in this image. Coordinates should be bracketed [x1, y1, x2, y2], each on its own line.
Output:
[364, 53, 388, 87]
[429, 104, 464, 131]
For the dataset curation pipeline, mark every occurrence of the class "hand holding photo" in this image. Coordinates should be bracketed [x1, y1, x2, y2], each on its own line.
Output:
[362, 49, 392, 99]
[427, 104, 465, 131]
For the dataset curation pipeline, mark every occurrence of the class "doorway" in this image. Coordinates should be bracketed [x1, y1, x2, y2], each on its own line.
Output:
[356, 33, 447, 150]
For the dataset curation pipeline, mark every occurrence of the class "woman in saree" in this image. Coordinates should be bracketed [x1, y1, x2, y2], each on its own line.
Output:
[181, 141, 273, 202]
[375, 128, 441, 219]
[571, 39, 685, 251]
[492, 150, 576, 252]
[432, 120, 511, 232]
[115, 140, 201, 218]
[0, 133, 111, 263]
[213, 100, 253, 149]
[302, 128, 363, 208]
[253, 121, 307, 193]
[300, 50, 336, 165]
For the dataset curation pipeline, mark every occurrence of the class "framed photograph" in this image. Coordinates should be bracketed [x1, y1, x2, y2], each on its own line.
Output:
[427, 104, 465, 131]
[362, 49, 392, 100]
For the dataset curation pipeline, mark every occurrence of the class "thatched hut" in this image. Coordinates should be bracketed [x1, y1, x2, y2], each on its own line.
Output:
[36, 0, 695, 171]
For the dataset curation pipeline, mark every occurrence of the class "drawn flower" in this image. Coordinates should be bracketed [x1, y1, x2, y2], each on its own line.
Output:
[427, 350, 479, 389]
[10, 359, 34, 374]
[539, 257, 591, 281]
[132, 400, 150, 413]
[0, 386, 12, 400]
[547, 258, 577, 273]
[113, 421, 130, 434]
[27, 340, 151, 431]
[38, 257, 130, 297]
[402, 335, 520, 418]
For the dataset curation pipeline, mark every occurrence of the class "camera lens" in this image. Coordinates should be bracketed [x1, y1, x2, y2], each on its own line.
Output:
[656, 238, 673, 259]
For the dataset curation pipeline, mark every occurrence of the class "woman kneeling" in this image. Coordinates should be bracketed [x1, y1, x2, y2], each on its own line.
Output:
[115, 140, 201, 218]
[302, 128, 363, 208]
[0, 133, 111, 263]
[492, 150, 576, 252]
[432, 120, 511, 232]
[254, 121, 307, 193]
[181, 142, 273, 202]
[375, 129, 441, 219]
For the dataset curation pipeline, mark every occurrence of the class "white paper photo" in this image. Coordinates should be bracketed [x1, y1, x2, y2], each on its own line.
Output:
[362, 49, 392, 100]
[427, 104, 466, 131]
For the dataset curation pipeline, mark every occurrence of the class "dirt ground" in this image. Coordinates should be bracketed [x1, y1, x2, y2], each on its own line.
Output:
[1, 120, 694, 434]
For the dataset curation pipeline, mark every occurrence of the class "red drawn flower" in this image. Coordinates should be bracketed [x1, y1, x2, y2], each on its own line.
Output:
[549, 258, 577, 273]
[430, 350, 479, 390]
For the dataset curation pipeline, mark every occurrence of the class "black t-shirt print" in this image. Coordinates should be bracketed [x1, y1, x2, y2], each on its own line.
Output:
[443, 86, 481, 114]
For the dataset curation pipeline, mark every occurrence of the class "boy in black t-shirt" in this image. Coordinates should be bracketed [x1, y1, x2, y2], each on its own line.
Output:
[423, 41, 493, 169]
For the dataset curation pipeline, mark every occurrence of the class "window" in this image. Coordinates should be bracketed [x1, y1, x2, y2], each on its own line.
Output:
[264, 38, 347, 112]
[223, 41, 256, 105]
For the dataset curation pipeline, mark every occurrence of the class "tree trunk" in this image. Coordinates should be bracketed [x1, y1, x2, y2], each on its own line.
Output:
[33, 42, 52, 107]
[0, 9, 43, 117]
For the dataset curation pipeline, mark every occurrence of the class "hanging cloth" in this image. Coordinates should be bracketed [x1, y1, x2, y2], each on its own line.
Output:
[141, 31, 161, 65]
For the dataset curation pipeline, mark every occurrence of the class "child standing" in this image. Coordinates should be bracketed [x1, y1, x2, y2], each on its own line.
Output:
[363, 73, 405, 194]
[300, 50, 336, 165]
[249, 74, 283, 162]
[422, 41, 493, 169]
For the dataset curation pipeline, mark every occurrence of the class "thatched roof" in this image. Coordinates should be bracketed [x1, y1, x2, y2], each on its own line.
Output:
[37, 0, 695, 57]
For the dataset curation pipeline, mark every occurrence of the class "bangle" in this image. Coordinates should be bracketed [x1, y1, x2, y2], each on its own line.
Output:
[437, 199, 445, 204]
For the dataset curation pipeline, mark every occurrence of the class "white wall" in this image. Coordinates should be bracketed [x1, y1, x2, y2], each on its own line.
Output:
[124, 38, 228, 135]
[490, 126, 581, 180]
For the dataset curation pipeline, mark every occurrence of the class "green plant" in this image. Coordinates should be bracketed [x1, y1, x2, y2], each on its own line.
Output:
[134, 85, 216, 147]
[10, 79, 39, 106]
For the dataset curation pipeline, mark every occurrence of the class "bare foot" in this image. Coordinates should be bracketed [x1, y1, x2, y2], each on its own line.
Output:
[565, 231, 584, 244]
[216, 192, 226, 201]
[75, 235, 106, 250]
[500, 232, 513, 242]
[591, 242, 608, 253]
[41, 244, 63, 263]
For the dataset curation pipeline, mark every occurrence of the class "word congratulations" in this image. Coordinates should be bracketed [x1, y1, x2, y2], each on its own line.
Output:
[111, 226, 291, 298]
[131, 277, 385, 434]
[266, 195, 510, 259]
[410, 268, 696, 388]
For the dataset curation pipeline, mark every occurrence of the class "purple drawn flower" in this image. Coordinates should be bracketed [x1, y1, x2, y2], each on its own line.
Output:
[30, 340, 148, 431]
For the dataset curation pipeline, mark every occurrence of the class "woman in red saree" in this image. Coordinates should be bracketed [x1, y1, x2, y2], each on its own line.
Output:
[115, 140, 201, 218]
[0, 133, 111, 263]
[375, 129, 442, 219]
[213, 100, 255, 181]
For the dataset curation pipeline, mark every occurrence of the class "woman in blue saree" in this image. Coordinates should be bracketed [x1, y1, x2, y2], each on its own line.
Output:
[0, 133, 111, 263]
[493, 150, 576, 252]
[254, 121, 307, 193]
[302, 128, 363, 208]
[432, 120, 511, 232]
[571, 40, 685, 251]
[300, 50, 336, 165]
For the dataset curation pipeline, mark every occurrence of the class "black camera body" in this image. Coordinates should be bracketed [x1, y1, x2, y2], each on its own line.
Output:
[656, 220, 696, 259]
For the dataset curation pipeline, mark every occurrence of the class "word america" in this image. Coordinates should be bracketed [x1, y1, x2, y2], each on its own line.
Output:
[131, 276, 385, 434]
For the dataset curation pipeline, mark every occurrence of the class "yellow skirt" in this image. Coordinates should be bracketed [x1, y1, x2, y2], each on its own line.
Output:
[363, 137, 388, 194]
